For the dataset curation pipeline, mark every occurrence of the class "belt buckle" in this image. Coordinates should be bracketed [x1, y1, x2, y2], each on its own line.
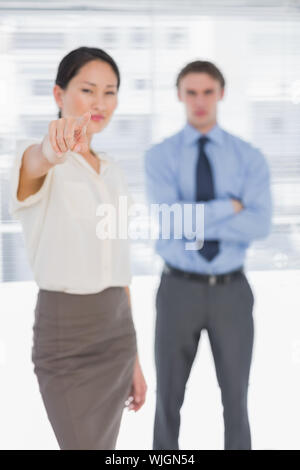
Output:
[209, 275, 217, 286]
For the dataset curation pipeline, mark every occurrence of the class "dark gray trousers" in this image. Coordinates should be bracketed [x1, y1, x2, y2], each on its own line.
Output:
[153, 270, 254, 450]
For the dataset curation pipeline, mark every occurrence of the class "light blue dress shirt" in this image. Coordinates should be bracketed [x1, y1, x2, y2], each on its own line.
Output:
[144, 121, 272, 275]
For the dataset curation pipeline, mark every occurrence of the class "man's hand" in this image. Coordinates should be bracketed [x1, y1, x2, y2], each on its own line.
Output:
[231, 198, 244, 213]
[125, 355, 147, 412]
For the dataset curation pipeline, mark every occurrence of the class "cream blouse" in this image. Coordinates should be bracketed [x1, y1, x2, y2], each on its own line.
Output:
[9, 139, 134, 294]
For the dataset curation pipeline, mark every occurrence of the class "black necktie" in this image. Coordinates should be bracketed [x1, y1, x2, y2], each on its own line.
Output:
[195, 136, 220, 261]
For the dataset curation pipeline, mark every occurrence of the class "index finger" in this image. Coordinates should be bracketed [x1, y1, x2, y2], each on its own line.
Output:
[75, 111, 91, 132]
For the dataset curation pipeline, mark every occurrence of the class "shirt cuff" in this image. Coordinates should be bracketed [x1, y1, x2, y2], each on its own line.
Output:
[184, 198, 235, 241]
[206, 198, 235, 220]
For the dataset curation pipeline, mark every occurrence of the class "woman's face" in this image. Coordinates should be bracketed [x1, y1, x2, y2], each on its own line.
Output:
[53, 59, 118, 139]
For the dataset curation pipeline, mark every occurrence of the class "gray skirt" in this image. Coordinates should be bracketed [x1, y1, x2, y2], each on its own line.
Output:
[31, 286, 137, 450]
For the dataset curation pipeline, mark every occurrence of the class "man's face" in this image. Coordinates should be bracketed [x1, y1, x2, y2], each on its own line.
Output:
[177, 72, 224, 131]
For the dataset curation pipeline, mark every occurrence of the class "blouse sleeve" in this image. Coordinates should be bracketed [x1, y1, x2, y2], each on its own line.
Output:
[9, 138, 54, 219]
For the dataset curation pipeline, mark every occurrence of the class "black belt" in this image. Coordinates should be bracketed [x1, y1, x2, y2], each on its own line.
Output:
[163, 262, 244, 286]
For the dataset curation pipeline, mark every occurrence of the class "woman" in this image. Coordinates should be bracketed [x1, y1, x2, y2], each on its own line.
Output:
[9, 46, 147, 450]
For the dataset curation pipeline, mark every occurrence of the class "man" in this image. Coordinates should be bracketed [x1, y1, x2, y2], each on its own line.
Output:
[144, 60, 272, 450]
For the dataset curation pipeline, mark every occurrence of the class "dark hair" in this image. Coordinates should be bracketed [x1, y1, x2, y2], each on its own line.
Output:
[176, 60, 225, 89]
[55, 46, 120, 118]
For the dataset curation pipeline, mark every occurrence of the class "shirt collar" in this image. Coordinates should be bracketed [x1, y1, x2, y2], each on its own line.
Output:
[182, 121, 224, 146]
[70, 149, 110, 177]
